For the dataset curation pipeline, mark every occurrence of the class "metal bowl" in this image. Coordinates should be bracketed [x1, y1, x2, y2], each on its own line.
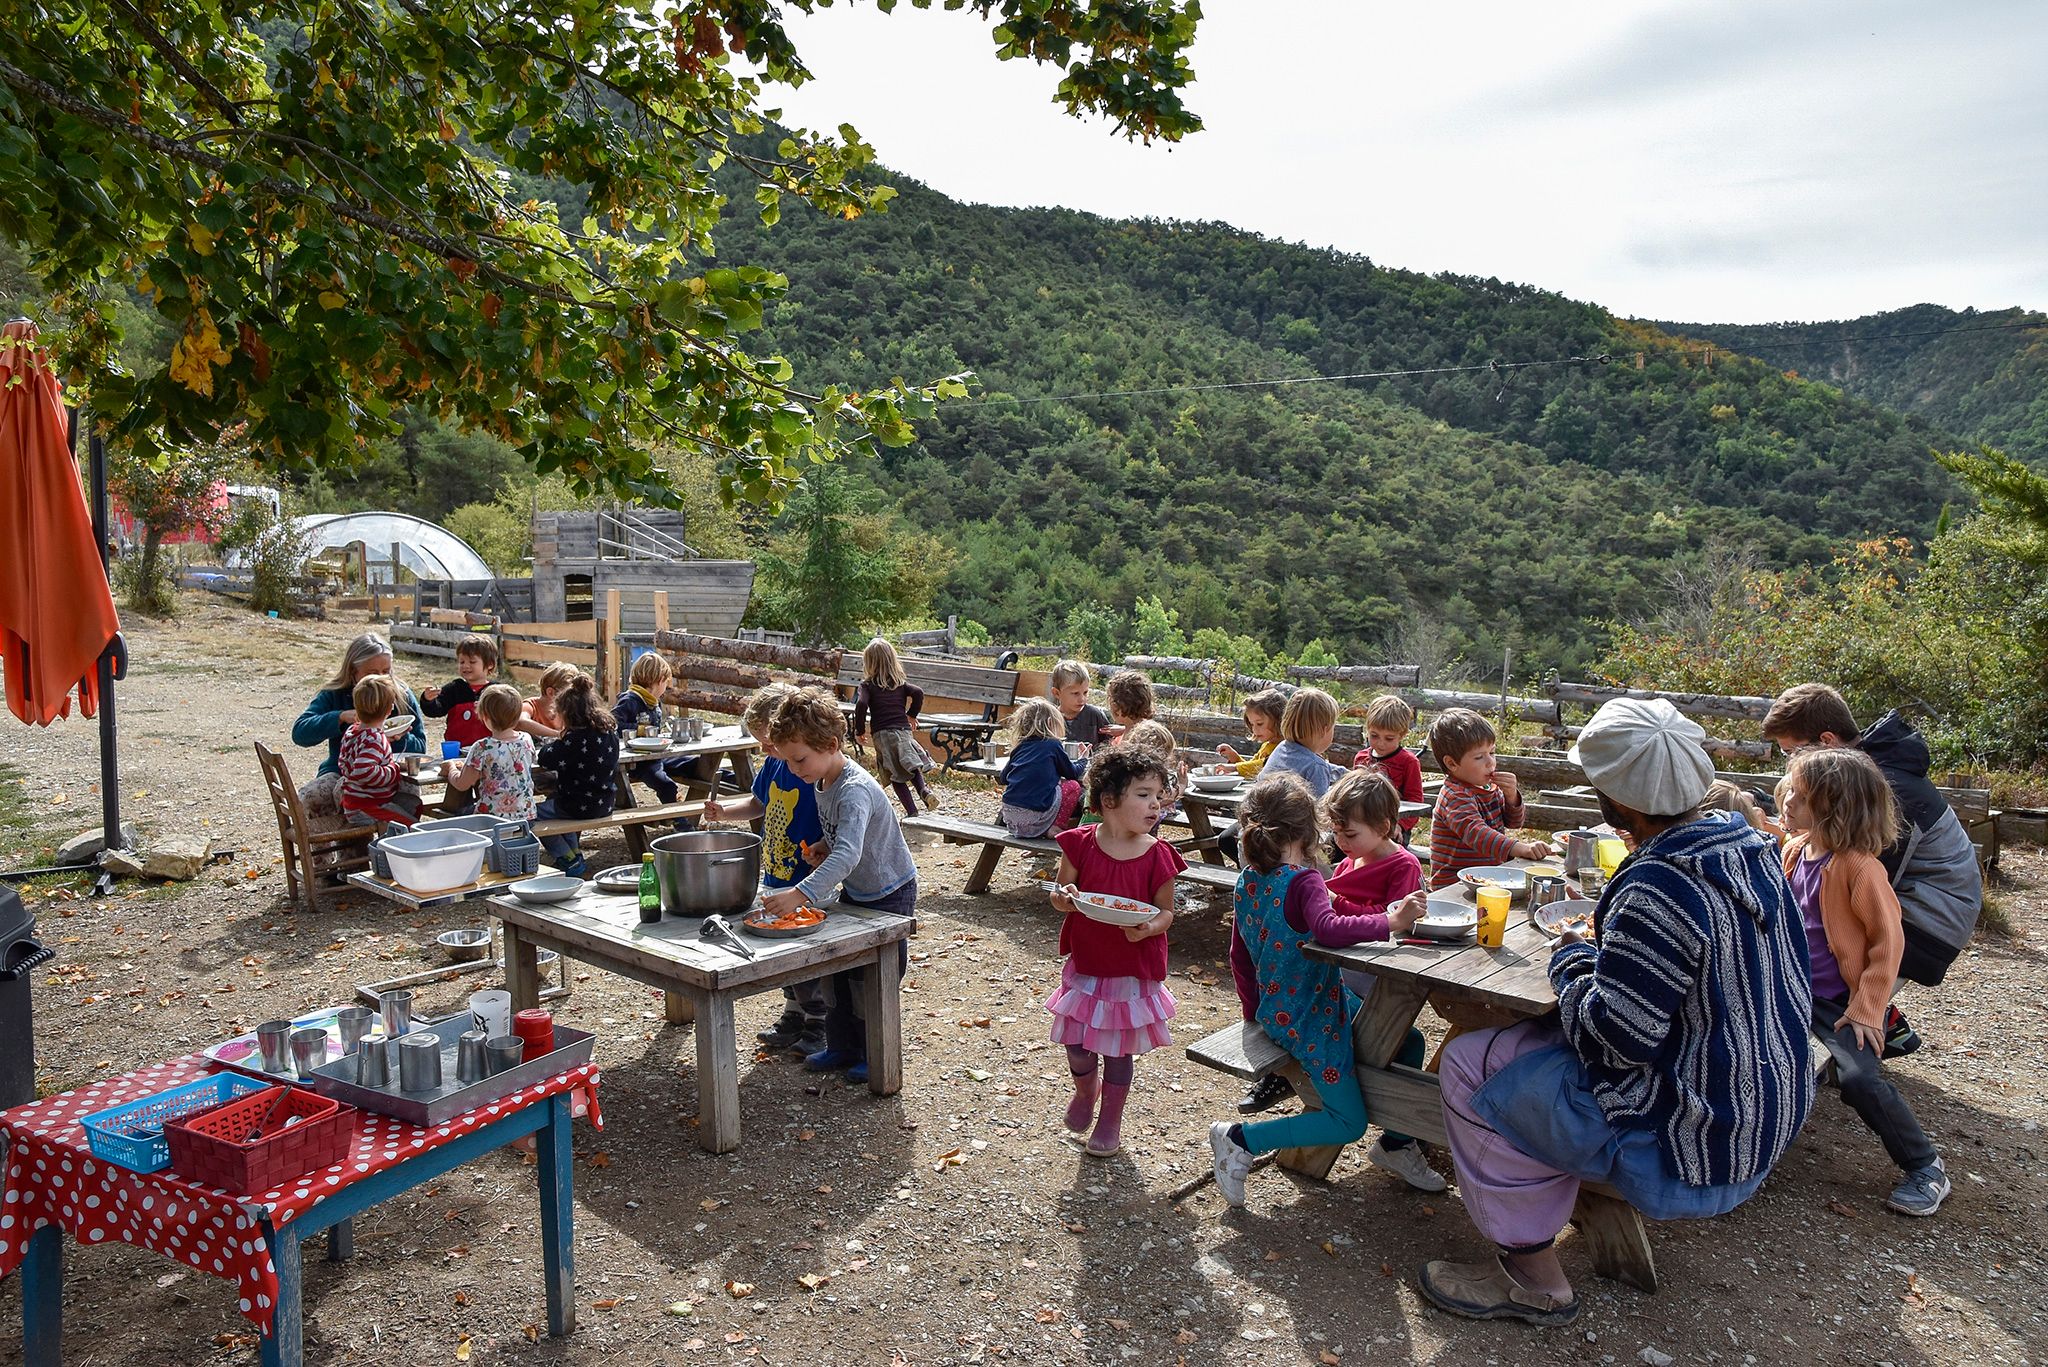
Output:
[510, 875, 584, 905]
[436, 928, 492, 963]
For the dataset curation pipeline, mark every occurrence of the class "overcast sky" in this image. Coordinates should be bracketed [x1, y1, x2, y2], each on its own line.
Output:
[769, 0, 2048, 324]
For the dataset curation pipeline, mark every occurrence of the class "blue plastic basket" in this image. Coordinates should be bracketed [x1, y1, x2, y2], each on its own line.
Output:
[80, 1073, 271, 1173]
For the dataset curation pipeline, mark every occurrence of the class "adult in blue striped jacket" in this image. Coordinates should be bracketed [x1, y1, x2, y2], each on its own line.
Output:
[1420, 698, 1814, 1327]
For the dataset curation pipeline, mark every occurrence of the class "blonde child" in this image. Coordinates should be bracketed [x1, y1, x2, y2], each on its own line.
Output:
[1104, 670, 1155, 731]
[1353, 694, 1425, 841]
[1212, 688, 1285, 778]
[1427, 707, 1550, 889]
[421, 633, 499, 751]
[1782, 748, 1948, 1216]
[531, 674, 618, 877]
[706, 683, 829, 1055]
[1218, 688, 1344, 865]
[518, 661, 582, 741]
[853, 638, 937, 818]
[338, 674, 423, 829]
[1702, 778, 1772, 834]
[1047, 747, 1185, 1157]
[1001, 698, 1084, 837]
[1209, 775, 1430, 1206]
[1050, 660, 1114, 747]
[1120, 719, 1189, 828]
[446, 683, 538, 821]
[614, 652, 688, 806]
[759, 688, 917, 1083]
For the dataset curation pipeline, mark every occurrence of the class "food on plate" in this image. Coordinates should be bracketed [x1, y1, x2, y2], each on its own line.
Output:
[745, 906, 826, 932]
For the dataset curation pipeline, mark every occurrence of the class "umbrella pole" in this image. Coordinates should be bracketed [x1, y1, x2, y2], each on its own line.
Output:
[87, 431, 125, 886]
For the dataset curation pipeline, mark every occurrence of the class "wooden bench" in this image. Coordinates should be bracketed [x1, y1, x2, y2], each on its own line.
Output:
[1186, 1018, 1658, 1292]
[904, 815, 1242, 899]
[839, 656, 1022, 770]
[532, 800, 707, 859]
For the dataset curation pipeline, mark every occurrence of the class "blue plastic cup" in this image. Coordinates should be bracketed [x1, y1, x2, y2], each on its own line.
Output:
[441, 740, 462, 759]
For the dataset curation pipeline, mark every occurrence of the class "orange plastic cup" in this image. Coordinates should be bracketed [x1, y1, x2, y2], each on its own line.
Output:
[1475, 886, 1510, 947]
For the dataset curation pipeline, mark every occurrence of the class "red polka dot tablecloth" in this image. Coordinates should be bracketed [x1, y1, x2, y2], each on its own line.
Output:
[0, 1056, 601, 1332]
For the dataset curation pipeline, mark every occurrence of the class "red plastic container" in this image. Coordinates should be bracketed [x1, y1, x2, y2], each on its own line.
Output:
[165, 1084, 355, 1193]
[512, 1009, 555, 1057]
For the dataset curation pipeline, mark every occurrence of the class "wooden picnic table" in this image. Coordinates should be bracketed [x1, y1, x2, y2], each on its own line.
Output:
[1179, 779, 1430, 864]
[609, 728, 760, 855]
[1300, 857, 1658, 1291]
[488, 887, 916, 1154]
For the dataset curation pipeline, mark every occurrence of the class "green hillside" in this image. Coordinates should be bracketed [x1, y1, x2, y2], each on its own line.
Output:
[712, 165, 1967, 671]
[1654, 304, 2048, 462]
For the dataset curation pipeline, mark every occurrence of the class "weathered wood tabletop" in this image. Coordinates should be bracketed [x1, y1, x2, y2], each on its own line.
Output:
[487, 888, 916, 1153]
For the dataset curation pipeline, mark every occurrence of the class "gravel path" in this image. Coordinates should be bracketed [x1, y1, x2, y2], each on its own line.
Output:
[1, 596, 2043, 1366]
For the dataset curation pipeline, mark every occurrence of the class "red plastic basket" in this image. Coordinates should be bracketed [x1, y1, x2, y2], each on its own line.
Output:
[164, 1085, 356, 1193]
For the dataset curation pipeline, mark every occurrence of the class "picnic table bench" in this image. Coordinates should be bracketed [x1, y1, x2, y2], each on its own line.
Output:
[1186, 857, 1657, 1292]
[489, 887, 915, 1154]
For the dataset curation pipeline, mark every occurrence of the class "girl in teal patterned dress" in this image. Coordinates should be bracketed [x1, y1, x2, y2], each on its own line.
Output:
[1208, 774, 1417, 1207]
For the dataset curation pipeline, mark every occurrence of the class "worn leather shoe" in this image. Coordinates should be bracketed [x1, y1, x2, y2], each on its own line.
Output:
[1418, 1257, 1581, 1326]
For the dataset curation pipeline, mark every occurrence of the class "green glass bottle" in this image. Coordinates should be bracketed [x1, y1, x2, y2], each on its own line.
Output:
[638, 853, 662, 923]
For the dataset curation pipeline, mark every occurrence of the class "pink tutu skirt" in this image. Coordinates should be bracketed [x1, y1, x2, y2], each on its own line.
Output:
[1045, 961, 1177, 1057]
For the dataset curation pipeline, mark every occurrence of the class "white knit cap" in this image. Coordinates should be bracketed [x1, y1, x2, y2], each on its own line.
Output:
[1569, 697, 1714, 815]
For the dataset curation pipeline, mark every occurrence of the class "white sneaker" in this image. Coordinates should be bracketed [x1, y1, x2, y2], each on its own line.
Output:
[1209, 1121, 1255, 1207]
[1368, 1138, 1448, 1192]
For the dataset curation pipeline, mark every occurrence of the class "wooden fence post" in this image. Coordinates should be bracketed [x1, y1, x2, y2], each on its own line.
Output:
[604, 588, 623, 695]
[653, 590, 670, 638]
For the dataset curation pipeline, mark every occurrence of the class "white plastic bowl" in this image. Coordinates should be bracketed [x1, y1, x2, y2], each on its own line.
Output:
[1068, 889, 1156, 928]
[378, 828, 490, 893]
[1191, 772, 1239, 792]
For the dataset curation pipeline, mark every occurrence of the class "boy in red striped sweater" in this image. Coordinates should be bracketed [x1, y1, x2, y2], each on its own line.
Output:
[339, 673, 423, 830]
[1426, 708, 1548, 889]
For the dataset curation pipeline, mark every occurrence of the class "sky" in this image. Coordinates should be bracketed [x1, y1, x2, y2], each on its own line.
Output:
[767, 0, 2048, 324]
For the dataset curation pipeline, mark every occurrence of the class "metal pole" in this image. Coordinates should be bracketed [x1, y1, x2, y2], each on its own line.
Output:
[87, 430, 124, 862]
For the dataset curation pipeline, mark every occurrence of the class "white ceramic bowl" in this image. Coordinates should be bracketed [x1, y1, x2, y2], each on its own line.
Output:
[1412, 896, 1478, 940]
[378, 828, 490, 893]
[627, 736, 670, 752]
[511, 875, 584, 905]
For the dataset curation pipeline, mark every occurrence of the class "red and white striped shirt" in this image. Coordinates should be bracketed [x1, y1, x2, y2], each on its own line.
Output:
[338, 723, 401, 807]
[1428, 777, 1526, 889]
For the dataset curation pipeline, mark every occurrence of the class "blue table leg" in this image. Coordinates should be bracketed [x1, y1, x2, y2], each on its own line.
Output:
[21, 1224, 62, 1367]
[535, 1094, 575, 1337]
[258, 1218, 304, 1367]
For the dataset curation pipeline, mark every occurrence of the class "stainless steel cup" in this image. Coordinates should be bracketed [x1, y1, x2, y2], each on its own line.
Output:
[485, 1035, 525, 1075]
[289, 1027, 329, 1078]
[1562, 830, 1602, 877]
[1527, 873, 1570, 910]
[378, 989, 414, 1038]
[456, 1031, 491, 1083]
[337, 1006, 375, 1056]
[255, 1020, 295, 1073]
[397, 1034, 442, 1091]
[356, 1038, 392, 1088]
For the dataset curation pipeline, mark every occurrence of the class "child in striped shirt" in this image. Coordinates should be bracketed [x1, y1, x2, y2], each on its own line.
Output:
[338, 673, 423, 830]
[1426, 708, 1549, 889]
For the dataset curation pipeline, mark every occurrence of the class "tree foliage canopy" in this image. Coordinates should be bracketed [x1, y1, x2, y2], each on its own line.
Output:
[0, 0, 1200, 501]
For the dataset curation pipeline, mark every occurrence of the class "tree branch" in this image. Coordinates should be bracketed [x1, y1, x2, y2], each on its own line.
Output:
[103, 0, 243, 128]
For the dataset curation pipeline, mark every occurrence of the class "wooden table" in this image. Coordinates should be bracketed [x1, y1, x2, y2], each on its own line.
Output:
[1179, 781, 1430, 864]
[612, 729, 760, 854]
[488, 888, 917, 1153]
[1301, 860, 1658, 1291]
[345, 862, 552, 910]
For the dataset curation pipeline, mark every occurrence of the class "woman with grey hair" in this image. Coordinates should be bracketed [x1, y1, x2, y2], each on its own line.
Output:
[291, 632, 426, 828]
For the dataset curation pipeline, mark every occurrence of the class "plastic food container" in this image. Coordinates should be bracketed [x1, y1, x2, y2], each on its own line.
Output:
[377, 828, 490, 893]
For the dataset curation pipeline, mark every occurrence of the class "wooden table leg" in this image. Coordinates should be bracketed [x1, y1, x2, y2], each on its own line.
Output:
[1275, 980, 1435, 1179]
[962, 843, 1004, 894]
[1271, 1058, 1342, 1180]
[1573, 1187, 1658, 1293]
[664, 991, 696, 1025]
[326, 1218, 353, 1262]
[860, 942, 905, 1097]
[536, 1094, 577, 1335]
[692, 990, 742, 1154]
[1183, 804, 1221, 864]
[257, 1220, 303, 1367]
[21, 1223, 62, 1367]
[503, 923, 541, 1011]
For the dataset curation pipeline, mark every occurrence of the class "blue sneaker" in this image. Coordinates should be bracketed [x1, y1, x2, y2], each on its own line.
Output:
[804, 1047, 863, 1073]
[557, 855, 587, 878]
[845, 1059, 869, 1085]
[1886, 1157, 1951, 1217]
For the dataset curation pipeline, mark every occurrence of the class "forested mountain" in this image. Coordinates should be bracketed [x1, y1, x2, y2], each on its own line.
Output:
[709, 159, 1969, 671]
[1652, 304, 2048, 463]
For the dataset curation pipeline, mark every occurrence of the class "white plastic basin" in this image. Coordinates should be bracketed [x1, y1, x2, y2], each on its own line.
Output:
[378, 828, 490, 893]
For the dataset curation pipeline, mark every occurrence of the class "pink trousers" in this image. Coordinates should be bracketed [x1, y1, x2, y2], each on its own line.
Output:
[1439, 1021, 1579, 1249]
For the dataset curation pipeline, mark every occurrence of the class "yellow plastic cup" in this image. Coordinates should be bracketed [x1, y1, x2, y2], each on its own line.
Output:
[1596, 837, 1627, 877]
[1475, 886, 1510, 947]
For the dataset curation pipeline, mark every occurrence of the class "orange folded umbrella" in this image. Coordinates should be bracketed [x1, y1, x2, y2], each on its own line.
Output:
[0, 319, 121, 725]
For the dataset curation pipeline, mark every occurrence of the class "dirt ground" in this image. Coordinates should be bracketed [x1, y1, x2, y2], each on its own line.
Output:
[1, 595, 2044, 1367]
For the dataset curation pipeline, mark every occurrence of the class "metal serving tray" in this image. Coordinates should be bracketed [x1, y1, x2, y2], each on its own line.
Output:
[306, 1013, 595, 1127]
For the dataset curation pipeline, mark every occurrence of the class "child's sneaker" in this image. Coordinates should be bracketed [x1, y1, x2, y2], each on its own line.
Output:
[1236, 1073, 1294, 1115]
[791, 1019, 828, 1057]
[1368, 1138, 1448, 1192]
[922, 787, 942, 812]
[845, 1058, 870, 1085]
[1208, 1121, 1255, 1207]
[804, 1046, 862, 1073]
[756, 1009, 806, 1047]
[1882, 1005, 1923, 1059]
[1886, 1157, 1951, 1217]
[557, 854, 587, 879]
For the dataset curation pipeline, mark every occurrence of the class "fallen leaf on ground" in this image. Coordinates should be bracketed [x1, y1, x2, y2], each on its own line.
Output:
[1379, 1262, 1394, 1277]
[798, 1272, 829, 1291]
[592, 1297, 620, 1310]
[666, 1301, 695, 1316]
[726, 1280, 754, 1299]
[1320, 1351, 1342, 1365]
[451, 1291, 469, 1306]
[933, 1148, 966, 1171]
[454, 1340, 471, 1362]
[725, 1331, 749, 1344]
[1320, 1240, 1337, 1257]
[1175, 1328, 1198, 1344]
[1264, 1249, 1281, 1262]
[700, 1197, 726, 1211]
[1828, 1199, 1859, 1219]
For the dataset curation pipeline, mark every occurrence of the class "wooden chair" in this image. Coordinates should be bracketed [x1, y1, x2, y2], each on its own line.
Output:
[255, 741, 375, 913]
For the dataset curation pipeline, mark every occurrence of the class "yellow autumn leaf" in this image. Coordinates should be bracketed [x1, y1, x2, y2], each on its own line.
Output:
[188, 225, 216, 256]
[318, 290, 347, 310]
[454, 1339, 471, 1361]
[168, 310, 232, 397]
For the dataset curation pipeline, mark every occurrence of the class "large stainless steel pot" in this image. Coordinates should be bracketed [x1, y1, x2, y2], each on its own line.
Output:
[649, 831, 761, 918]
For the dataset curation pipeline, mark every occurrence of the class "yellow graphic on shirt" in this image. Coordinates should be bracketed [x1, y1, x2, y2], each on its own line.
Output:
[760, 778, 804, 884]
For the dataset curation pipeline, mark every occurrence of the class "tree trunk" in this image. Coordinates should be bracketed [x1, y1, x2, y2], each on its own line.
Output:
[139, 528, 165, 610]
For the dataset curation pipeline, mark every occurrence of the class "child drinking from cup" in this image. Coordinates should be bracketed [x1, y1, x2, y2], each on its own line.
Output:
[1781, 747, 1951, 1217]
[446, 683, 537, 821]
[1354, 694, 1425, 842]
[1046, 747, 1185, 1157]
[759, 688, 917, 1084]
[532, 673, 618, 878]
[1427, 707, 1551, 889]
[1001, 698, 1084, 838]
[339, 673, 423, 829]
